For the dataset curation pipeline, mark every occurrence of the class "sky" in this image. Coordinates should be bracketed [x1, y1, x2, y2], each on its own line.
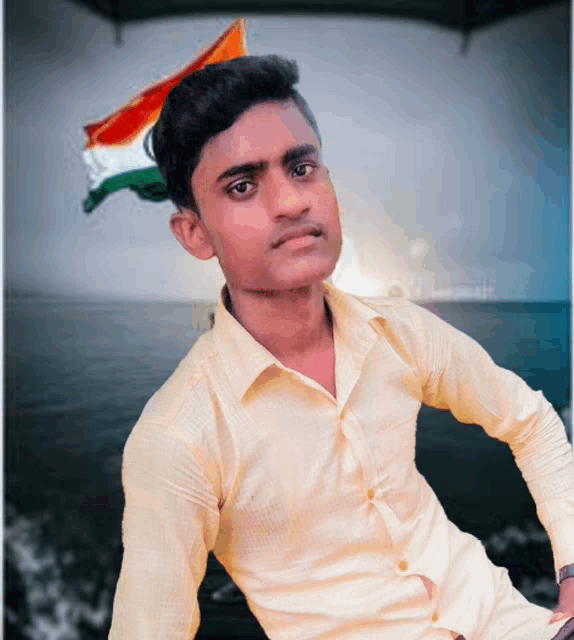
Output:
[4, 0, 570, 301]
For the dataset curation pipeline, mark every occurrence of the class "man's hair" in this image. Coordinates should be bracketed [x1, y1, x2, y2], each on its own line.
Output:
[148, 54, 321, 213]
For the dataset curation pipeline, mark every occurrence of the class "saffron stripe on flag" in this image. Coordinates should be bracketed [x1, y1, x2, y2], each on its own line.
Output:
[84, 19, 247, 149]
[82, 19, 247, 213]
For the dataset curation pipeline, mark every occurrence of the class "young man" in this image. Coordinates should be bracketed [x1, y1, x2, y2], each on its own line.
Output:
[109, 55, 574, 640]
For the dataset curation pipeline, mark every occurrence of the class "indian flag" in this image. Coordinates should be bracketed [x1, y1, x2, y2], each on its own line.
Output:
[83, 19, 247, 213]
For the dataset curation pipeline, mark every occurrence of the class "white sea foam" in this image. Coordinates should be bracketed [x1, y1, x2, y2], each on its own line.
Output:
[5, 505, 112, 640]
[519, 576, 560, 607]
[483, 522, 558, 608]
[483, 522, 550, 555]
[5, 500, 561, 638]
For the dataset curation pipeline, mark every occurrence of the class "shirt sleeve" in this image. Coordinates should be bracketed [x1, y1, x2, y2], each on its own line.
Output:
[415, 304, 574, 575]
[108, 420, 221, 639]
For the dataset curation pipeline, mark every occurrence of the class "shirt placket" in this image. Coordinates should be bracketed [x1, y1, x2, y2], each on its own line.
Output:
[334, 321, 405, 547]
[342, 404, 448, 634]
[340, 406, 404, 545]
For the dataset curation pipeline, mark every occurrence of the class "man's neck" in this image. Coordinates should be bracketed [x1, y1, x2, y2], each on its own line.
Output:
[224, 281, 333, 363]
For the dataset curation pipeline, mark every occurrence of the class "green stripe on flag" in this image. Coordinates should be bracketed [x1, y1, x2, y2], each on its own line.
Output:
[83, 166, 169, 213]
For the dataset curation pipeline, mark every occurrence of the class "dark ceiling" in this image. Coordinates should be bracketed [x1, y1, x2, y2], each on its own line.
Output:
[70, 0, 564, 34]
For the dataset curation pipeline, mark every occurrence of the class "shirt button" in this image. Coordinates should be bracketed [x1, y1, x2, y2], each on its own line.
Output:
[431, 612, 439, 623]
[398, 560, 408, 572]
[367, 488, 375, 500]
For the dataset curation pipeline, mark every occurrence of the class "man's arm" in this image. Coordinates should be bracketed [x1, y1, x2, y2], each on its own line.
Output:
[413, 305, 574, 615]
[109, 420, 220, 639]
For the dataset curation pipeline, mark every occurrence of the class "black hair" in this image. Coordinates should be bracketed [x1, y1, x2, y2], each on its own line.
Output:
[147, 54, 321, 214]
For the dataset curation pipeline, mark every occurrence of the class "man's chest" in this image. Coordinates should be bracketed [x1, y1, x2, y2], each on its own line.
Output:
[212, 352, 425, 563]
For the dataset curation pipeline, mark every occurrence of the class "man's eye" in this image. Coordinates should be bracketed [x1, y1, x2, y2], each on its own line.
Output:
[292, 163, 315, 178]
[228, 181, 255, 196]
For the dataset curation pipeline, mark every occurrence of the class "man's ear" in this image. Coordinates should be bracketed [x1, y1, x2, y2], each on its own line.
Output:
[169, 209, 216, 261]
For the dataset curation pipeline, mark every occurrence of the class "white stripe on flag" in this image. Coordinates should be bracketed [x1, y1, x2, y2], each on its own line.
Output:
[84, 126, 155, 191]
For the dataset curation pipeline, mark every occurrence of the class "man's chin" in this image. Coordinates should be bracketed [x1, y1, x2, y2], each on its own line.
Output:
[271, 257, 337, 289]
[226, 260, 338, 295]
[269, 271, 333, 293]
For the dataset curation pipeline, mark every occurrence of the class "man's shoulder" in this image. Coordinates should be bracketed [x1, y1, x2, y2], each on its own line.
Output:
[352, 292, 414, 313]
[348, 292, 434, 331]
[340, 292, 450, 364]
[349, 294, 480, 370]
[137, 330, 219, 429]
[122, 331, 224, 486]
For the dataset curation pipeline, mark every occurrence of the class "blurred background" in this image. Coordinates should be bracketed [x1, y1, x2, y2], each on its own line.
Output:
[4, 1, 570, 638]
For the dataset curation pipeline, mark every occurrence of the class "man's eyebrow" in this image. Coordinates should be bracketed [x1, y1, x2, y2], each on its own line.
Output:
[215, 144, 319, 184]
[216, 161, 267, 183]
[282, 144, 319, 167]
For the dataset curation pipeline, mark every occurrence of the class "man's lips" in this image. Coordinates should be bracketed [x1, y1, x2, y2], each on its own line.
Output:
[272, 223, 324, 249]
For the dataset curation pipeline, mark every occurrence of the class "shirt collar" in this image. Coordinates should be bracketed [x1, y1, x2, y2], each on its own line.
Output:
[212, 281, 385, 404]
[212, 285, 280, 403]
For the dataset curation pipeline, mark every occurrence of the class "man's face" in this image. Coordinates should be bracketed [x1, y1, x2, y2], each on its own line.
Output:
[190, 100, 342, 292]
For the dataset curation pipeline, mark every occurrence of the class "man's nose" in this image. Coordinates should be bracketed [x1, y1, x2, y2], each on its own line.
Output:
[267, 174, 310, 219]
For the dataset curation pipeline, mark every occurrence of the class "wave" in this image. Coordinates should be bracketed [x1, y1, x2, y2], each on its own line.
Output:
[5, 504, 115, 640]
[482, 522, 558, 609]
[483, 522, 551, 555]
[5, 501, 561, 639]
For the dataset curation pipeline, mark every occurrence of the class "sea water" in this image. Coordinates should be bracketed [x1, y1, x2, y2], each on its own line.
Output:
[4, 296, 570, 639]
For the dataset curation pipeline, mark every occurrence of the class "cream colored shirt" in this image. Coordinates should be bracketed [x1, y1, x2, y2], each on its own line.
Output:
[109, 282, 574, 640]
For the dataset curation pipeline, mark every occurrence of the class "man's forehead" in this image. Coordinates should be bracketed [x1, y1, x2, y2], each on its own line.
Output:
[198, 100, 319, 174]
